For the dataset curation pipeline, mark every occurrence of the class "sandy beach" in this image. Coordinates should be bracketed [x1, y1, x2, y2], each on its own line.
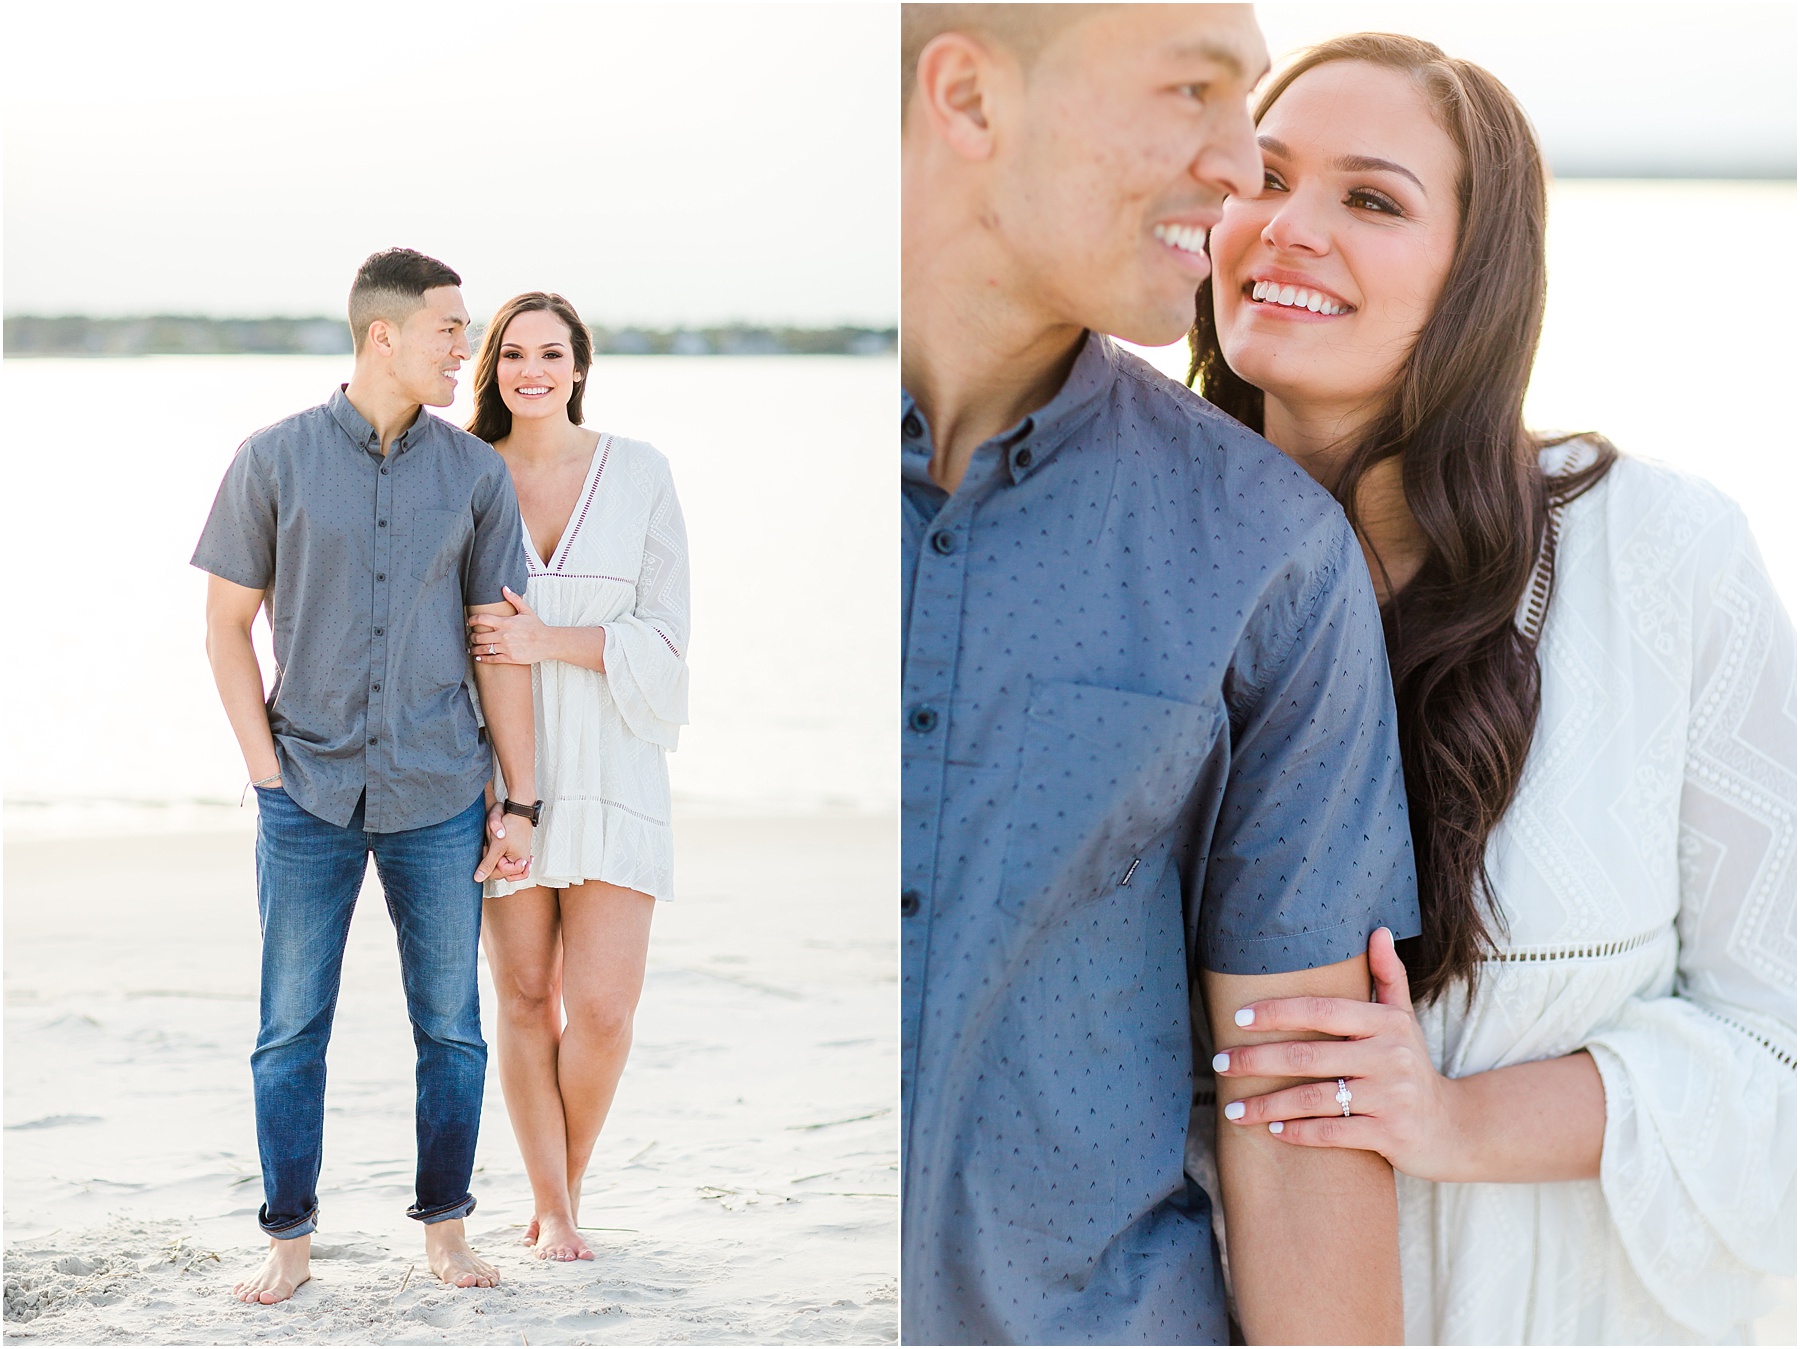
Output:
[4, 812, 897, 1345]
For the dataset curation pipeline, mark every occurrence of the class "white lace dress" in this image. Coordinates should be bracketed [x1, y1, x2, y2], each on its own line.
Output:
[486, 433, 690, 902]
[1399, 447, 1796, 1344]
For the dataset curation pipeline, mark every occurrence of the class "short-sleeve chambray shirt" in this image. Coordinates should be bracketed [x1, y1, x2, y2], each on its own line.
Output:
[901, 335, 1420, 1345]
[192, 386, 527, 833]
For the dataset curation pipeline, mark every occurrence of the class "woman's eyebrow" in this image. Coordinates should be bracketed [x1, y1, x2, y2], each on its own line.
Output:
[1257, 135, 1426, 194]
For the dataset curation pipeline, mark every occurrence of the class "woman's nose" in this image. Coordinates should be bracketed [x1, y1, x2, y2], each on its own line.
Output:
[1262, 190, 1331, 256]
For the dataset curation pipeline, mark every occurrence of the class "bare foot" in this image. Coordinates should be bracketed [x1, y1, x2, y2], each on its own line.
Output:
[532, 1212, 594, 1261]
[232, 1235, 311, 1305]
[524, 1176, 585, 1249]
[521, 1216, 539, 1247]
[424, 1218, 499, 1288]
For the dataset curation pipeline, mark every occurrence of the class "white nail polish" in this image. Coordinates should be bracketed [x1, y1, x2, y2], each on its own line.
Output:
[1223, 1101, 1245, 1121]
[1211, 1052, 1230, 1073]
[1234, 1008, 1254, 1027]
[1269, 1121, 1284, 1135]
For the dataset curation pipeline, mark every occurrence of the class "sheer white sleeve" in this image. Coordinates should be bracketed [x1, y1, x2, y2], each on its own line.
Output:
[603, 456, 690, 751]
[1583, 503, 1797, 1335]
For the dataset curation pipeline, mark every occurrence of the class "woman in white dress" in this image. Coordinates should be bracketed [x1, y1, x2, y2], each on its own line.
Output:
[464, 292, 689, 1262]
[1186, 35, 1794, 1344]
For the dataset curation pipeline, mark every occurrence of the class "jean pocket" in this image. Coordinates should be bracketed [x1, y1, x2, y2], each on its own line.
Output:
[997, 681, 1223, 918]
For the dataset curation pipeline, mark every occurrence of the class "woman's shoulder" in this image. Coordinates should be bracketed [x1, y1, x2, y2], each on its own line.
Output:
[1546, 437, 1743, 531]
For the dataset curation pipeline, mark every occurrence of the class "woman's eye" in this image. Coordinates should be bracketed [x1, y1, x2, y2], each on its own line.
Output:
[1178, 82, 1209, 105]
[1348, 188, 1403, 216]
[1261, 170, 1287, 193]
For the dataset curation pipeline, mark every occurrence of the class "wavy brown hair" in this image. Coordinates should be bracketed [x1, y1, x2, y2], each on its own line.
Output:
[466, 291, 594, 444]
[1188, 33, 1615, 1003]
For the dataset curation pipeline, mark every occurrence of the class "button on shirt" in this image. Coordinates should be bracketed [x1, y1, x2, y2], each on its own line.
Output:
[901, 334, 1420, 1345]
[192, 387, 527, 833]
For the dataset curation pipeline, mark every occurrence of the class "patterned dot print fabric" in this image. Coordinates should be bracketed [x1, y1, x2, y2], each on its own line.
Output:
[899, 334, 1420, 1344]
[191, 386, 527, 832]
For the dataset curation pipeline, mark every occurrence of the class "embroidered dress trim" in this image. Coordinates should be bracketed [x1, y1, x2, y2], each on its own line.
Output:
[1694, 1003, 1798, 1069]
[1485, 922, 1668, 964]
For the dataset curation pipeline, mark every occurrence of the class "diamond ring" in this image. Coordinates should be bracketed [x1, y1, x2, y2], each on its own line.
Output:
[1335, 1078, 1353, 1117]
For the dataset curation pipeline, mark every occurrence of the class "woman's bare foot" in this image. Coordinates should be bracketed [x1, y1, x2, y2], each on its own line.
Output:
[423, 1219, 500, 1288]
[522, 1216, 539, 1246]
[532, 1212, 594, 1261]
[523, 1177, 585, 1249]
[232, 1235, 311, 1304]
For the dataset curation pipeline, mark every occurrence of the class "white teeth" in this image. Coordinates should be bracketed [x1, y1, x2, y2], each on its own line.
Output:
[1153, 223, 1207, 255]
[1249, 280, 1349, 315]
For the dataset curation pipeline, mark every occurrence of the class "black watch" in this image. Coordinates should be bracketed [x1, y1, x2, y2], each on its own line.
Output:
[502, 797, 543, 827]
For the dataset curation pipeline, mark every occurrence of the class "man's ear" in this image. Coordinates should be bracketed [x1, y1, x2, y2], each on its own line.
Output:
[366, 317, 397, 357]
[912, 31, 1008, 161]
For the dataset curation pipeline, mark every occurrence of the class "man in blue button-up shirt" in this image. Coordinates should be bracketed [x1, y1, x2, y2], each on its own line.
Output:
[195, 250, 536, 1304]
[901, 8, 1422, 1342]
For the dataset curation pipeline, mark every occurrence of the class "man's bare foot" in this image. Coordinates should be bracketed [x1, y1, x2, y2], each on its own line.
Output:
[532, 1212, 594, 1261]
[232, 1234, 311, 1305]
[424, 1218, 499, 1288]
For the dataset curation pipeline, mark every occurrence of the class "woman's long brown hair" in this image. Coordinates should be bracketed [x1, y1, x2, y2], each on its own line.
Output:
[465, 291, 594, 445]
[1188, 33, 1615, 1004]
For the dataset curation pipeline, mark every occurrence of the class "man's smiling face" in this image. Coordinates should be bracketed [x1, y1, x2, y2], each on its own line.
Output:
[987, 4, 1268, 345]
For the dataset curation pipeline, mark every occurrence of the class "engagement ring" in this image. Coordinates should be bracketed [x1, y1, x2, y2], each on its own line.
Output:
[1335, 1078, 1353, 1117]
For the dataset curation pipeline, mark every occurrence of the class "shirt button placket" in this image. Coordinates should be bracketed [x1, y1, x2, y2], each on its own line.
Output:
[900, 485, 976, 1129]
[370, 451, 392, 830]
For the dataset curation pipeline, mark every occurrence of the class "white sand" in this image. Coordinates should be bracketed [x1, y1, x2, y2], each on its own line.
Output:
[4, 813, 897, 1345]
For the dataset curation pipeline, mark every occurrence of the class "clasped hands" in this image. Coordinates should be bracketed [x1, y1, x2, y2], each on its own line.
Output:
[1214, 926, 1472, 1182]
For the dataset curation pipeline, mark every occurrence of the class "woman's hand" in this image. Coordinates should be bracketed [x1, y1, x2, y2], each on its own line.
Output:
[1216, 927, 1472, 1182]
[469, 586, 558, 666]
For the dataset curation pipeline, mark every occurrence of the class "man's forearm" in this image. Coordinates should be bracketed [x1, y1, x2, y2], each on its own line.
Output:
[1207, 960, 1404, 1344]
[1217, 1119, 1402, 1344]
[205, 619, 280, 781]
[472, 661, 537, 800]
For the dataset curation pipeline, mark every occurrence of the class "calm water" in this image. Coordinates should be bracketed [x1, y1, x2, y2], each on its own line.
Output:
[3, 356, 896, 823]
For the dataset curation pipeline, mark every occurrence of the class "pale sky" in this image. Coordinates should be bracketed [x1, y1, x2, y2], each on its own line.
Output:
[3, 2, 898, 324]
[4, 2, 1791, 322]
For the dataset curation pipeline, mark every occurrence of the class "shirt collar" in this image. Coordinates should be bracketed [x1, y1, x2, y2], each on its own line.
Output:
[899, 332, 1117, 489]
[328, 385, 432, 457]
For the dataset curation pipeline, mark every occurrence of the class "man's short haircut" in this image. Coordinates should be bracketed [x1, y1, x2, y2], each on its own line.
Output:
[901, 4, 1101, 111]
[348, 248, 462, 354]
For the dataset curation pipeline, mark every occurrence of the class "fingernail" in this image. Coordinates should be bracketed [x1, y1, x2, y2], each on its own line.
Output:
[1211, 1052, 1230, 1073]
[1234, 1008, 1254, 1027]
[1223, 1100, 1245, 1121]
[1269, 1121, 1284, 1135]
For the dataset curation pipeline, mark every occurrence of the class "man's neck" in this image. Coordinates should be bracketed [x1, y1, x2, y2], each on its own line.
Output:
[902, 192, 1085, 494]
[343, 368, 424, 455]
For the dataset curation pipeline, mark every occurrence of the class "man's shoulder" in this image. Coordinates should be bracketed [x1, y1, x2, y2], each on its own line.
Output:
[428, 414, 509, 471]
[238, 401, 337, 459]
[1102, 343, 1354, 547]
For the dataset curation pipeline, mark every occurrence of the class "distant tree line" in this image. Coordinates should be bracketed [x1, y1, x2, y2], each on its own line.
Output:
[3, 315, 897, 358]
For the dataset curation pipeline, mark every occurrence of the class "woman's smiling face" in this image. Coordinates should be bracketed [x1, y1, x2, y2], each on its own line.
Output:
[1209, 59, 1463, 427]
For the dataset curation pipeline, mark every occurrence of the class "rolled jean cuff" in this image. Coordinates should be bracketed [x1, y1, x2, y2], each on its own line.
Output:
[407, 1194, 477, 1226]
[258, 1203, 318, 1240]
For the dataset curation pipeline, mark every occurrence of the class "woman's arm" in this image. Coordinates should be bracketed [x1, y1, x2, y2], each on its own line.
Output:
[1217, 927, 1605, 1183]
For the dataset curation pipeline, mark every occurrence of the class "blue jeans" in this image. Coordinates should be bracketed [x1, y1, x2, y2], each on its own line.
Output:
[251, 786, 488, 1239]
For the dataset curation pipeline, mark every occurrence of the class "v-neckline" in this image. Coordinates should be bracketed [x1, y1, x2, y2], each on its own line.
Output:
[523, 435, 608, 573]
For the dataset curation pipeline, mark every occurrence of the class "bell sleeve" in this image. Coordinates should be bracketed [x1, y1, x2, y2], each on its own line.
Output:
[602, 453, 691, 750]
[1583, 501, 1797, 1337]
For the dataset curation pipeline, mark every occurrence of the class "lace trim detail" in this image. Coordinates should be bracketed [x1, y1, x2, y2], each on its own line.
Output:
[1694, 1002, 1798, 1070]
[1518, 442, 1581, 644]
[1486, 923, 1669, 964]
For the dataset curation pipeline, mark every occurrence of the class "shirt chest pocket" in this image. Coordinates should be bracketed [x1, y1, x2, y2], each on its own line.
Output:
[405, 508, 469, 584]
[997, 681, 1223, 917]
